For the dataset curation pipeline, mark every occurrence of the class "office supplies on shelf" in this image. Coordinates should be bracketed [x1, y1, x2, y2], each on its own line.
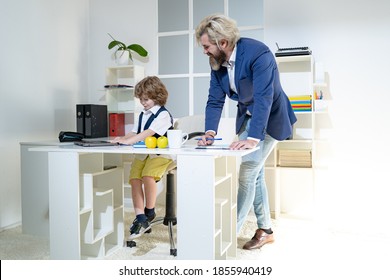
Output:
[104, 84, 133, 89]
[288, 95, 312, 112]
[275, 43, 312, 57]
[277, 149, 312, 167]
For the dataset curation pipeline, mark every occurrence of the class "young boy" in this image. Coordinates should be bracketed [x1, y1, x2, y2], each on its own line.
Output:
[112, 76, 174, 237]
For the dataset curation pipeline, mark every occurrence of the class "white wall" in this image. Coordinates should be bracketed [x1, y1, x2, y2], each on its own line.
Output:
[0, 0, 90, 229]
[88, 0, 157, 104]
[265, 0, 390, 233]
[0, 0, 158, 230]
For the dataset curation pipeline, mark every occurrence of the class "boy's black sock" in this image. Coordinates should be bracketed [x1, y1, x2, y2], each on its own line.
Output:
[144, 207, 155, 218]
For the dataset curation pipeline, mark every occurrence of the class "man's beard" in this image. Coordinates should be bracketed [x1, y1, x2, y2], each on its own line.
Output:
[209, 49, 227, 71]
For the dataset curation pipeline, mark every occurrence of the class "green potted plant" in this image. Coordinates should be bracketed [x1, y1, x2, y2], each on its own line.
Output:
[107, 33, 148, 65]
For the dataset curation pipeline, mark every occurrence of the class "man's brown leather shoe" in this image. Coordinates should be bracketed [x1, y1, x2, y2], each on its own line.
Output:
[243, 229, 274, 250]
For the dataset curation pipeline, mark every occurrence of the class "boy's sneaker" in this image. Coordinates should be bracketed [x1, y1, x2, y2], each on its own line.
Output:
[129, 214, 156, 238]
[129, 219, 151, 238]
[147, 212, 156, 223]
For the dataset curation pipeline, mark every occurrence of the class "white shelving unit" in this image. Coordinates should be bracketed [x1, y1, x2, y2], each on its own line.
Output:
[176, 154, 239, 260]
[104, 65, 144, 134]
[213, 156, 237, 259]
[48, 152, 124, 259]
[266, 55, 329, 219]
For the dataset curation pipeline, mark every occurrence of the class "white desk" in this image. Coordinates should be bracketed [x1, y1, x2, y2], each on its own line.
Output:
[30, 144, 255, 260]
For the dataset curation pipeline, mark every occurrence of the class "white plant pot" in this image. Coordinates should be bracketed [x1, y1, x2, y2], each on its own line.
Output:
[115, 50, 131, 65]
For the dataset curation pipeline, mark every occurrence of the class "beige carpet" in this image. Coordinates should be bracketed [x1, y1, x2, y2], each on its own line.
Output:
[106, 209, 270, 260]
[0, 209, 267, 260]
[0, 224, 50, 260]
[3, 211, 390, 280]
[2, 208, 390, 275]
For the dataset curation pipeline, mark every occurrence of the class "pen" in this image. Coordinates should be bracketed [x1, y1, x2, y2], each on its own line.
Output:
[195, 137, 222, 140]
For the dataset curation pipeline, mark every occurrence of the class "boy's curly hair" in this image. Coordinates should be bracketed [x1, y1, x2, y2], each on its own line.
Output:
[134, 76, 169, 106]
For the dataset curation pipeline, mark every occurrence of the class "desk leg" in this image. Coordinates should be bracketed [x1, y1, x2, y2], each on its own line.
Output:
[48, 152, 81, 259]
[176, 155, 215, 260]
[20, 145, 50, 237]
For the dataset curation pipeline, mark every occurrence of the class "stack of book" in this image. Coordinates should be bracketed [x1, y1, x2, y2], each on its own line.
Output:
[278, 149, 312, 168]
[288, 95, 312, 112]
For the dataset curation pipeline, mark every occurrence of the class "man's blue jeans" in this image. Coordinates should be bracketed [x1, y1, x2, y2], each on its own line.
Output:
[236, 117, 277, 233]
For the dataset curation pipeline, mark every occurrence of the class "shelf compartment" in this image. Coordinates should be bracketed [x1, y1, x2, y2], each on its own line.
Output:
[104, 207, 124, 256]
[225, 156, 238, 206]
[80, 211, 93, 244]
[80, 169, 122, 244]
[92, 168, 124, 209]
[214, 156, 228, 178]
[80, 239, 104, 260]
[103, 153, 128, 168]
[78, 157, 124, 258]
[106, 89, 136, 113]
[279, 140, 312, 148]
[214, 198, 228, 237]
[105, 65, 143, 85]
[79, 153, 104, 174]
[214, 175, 233, 259]
[215, 175, 233, 208]
[80, 167, 123, 208]
[104, 65, 144, 133]
[214, 198, 230, 260]
[291, 113, 313, 140]
[93, 188, 114, 241]
[276, 55, 312, 63]
[214, 200, 232, 259]
[79, 175, 93, 212]
[105, 65, 143, 113]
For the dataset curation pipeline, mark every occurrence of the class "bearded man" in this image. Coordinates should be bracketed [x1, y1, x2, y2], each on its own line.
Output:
[195, 14, 297, 250]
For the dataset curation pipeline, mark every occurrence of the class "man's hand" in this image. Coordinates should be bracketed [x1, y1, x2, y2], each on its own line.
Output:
[197, 132, 216, 146]
[229, 139, 258, 150]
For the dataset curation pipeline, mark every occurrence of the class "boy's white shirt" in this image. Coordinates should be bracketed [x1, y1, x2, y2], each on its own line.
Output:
[132, 105, 174, 160]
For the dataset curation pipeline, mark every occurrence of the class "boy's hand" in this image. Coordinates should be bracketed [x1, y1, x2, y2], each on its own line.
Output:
[110, 137, 122, 143]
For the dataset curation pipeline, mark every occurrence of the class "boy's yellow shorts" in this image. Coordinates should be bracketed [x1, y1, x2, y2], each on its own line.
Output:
[129, 156, 173, 182]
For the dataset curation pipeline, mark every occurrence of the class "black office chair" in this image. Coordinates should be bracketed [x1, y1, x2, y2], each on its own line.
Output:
[126, 116, 205, 256]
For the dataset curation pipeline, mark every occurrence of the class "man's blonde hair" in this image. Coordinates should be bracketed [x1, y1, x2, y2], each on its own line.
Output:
[195, 14, 240, 48]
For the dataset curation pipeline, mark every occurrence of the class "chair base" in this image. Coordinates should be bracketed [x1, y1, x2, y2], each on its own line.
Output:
[161, 172, 177, 256]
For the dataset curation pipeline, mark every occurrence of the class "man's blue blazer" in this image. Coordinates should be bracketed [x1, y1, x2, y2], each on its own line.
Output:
[205, 37, 297, 141]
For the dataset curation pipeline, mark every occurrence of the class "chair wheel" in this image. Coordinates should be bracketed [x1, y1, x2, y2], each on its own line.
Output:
[170, 249, 177, 256]
[127, 240, 137, 248]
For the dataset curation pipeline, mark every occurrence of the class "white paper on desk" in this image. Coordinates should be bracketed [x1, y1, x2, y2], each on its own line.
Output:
[195, 145, 230, 150]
